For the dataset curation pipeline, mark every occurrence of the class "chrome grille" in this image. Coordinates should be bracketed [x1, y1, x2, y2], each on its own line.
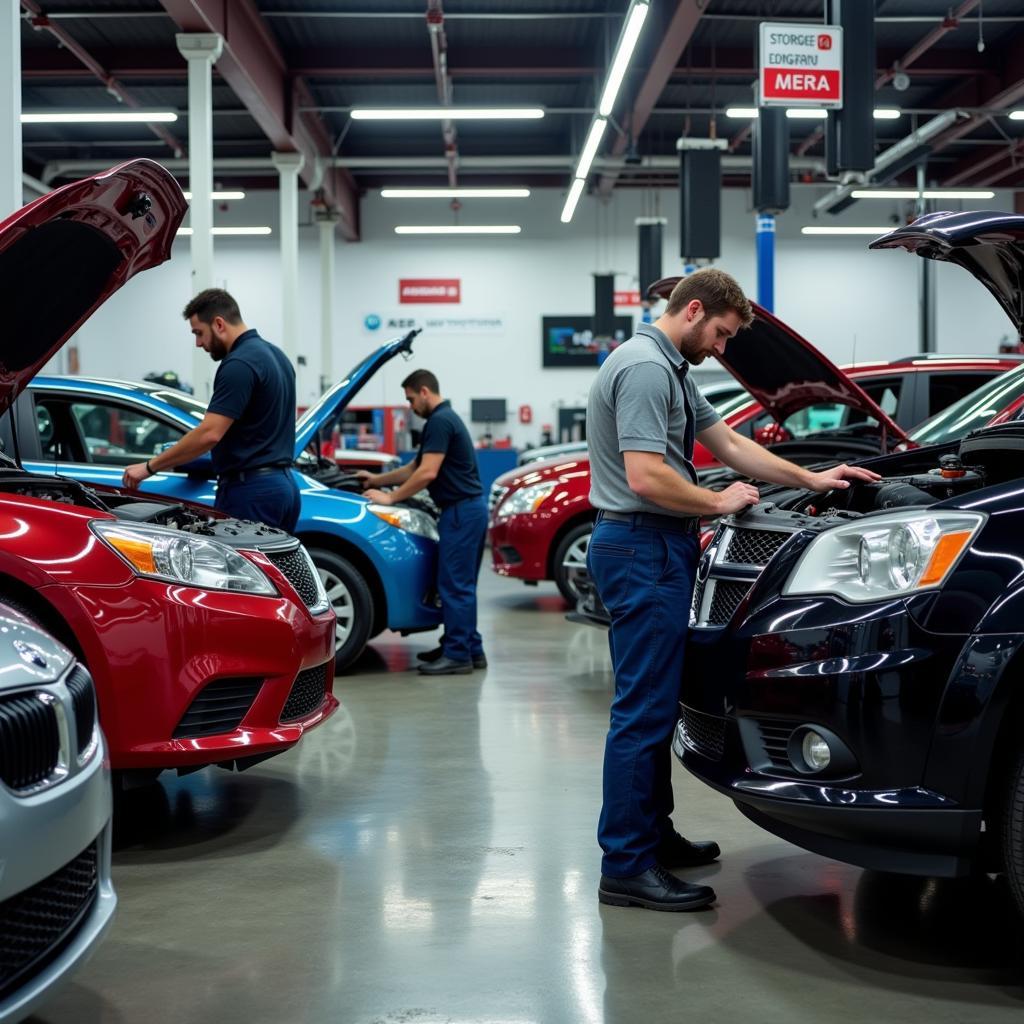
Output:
[65, 664, 97, 759]
[0, 693, 59, 792]
[707, 580, 751, 626]
[722, 527, 791, 567]
[679, 705, 726, 761]
[267, 547, 320, 609]
[281, 663, 330, 722]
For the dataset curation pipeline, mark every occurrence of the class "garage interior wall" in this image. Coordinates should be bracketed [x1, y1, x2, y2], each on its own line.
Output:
[64, 186, 1018, 448]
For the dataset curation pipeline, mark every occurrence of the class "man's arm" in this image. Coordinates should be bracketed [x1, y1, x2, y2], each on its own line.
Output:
[122, 412, 234, 488]
[356, 463, 415, 489]
[624, 451, 760, 516]
[364, 452, 444, 506]
[696, 418, 881, 491]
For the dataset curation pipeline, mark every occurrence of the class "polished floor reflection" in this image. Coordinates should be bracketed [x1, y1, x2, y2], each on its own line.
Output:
[36, 574, 1024, 1023]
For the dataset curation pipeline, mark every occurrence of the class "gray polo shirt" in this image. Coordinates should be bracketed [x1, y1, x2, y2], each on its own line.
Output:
[587, 323, 720, 517]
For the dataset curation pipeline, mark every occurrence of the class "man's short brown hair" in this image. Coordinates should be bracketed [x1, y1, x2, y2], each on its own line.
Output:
[182, 288, 243, 325]
[402, 369, 440, 394]
[664, 268, 753, 327]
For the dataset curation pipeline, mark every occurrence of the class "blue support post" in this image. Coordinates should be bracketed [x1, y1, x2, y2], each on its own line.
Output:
[756, 213, 775, 313]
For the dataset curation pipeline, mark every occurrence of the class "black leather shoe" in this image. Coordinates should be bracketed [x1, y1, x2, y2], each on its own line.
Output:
[416, 646, 444, 663]
[472, 653, 487, 670]
[598, 864, 716, 912]
[656, 833, 721, 869]
[418, 656, 472, 676]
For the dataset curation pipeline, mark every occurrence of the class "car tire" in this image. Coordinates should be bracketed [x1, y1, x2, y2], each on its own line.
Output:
[1002, 739, 1024, 919]
[308, 548, 373, 673]
[553, 522, 594, 607]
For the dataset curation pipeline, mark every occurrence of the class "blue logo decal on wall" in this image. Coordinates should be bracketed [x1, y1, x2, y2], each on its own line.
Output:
[364, 314, 382, 331]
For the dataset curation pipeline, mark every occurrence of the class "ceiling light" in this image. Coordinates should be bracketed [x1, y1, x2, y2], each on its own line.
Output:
[786, 108, 829, 120]
[22, 111, 178, 123]
[850, 189, 996, 199]
[598, 0, 651, 117]
[1009, 111, 1024, 120]
[726, 107, 759, 119]
[576, 118, 609, 180]
[923, 189, 995, 199]
[393, 225, 521, 235]
[561, 179, 586, 224]
[350, 108, 544, 120]
[380, 188, 530, 198]
[873, 108, 901, 119]
[801, 226, 892, 235]
[183, 190, 247, 201]
[176, 226, 272, 236]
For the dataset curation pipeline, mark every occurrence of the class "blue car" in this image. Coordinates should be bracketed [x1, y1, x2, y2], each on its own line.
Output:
[18, 331, 441, 671]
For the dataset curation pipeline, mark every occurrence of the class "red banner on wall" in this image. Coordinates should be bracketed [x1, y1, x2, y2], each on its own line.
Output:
[614, 290, 642, 307]
[399, 279, 461, 304]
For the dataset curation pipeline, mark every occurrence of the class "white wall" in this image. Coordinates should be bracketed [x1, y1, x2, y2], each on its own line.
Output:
[61, 183, 1018, 450]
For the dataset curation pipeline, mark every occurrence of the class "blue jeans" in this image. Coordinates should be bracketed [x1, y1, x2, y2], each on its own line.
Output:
[215, 470, 302, 533]
[587, 518, 699, 878]
[438, 497, 488, 662]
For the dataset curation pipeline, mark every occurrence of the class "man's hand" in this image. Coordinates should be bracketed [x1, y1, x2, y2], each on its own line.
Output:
[714, 481, 760, 515]
[804, 464, 881, 492]
[363, 488, 392, 505]
[355, 470, 378, 489]
[122, 463, 151, 489]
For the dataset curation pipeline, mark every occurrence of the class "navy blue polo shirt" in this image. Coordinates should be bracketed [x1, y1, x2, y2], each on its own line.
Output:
[207, 329, 296, 475]
[417, 400, 482, 508]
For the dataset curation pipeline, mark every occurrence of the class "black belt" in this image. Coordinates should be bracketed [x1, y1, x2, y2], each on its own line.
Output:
[218, 464, 291, 484]
[596, 509, 699, 535]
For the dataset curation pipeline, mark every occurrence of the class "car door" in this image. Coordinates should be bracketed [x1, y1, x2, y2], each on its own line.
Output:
[921, 371, 1006, 422]
[25, 389, 218, 505]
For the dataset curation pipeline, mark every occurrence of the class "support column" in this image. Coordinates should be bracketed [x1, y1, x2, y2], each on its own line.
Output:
[317, 209, 340, 394]
[916, 163, 935, 353]
[176, 32, 223, 400]
[756, 213, 775, 313]
[1, 0, 22, 217]
[272, 152, 305, 372]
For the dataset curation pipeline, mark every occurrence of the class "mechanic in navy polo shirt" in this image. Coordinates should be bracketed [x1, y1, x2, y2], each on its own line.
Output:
[122, 289, 301, 533]
[360, 369, 487, 676]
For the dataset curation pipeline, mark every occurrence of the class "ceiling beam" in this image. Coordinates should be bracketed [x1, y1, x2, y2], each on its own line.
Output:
[157, 0, 359, 240]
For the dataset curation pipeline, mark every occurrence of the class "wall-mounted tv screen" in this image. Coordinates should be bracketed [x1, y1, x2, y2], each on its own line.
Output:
[542, 315, 634, 368]
[470, 398, 508, 423]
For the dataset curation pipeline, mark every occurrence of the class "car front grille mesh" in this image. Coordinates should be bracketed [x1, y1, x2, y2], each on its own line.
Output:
[266, 548, 321, 609]
[172, 678, 262, 739]
[66, 664, 97, 757]
[0, 693, 59, 791]
[707, 580, 752, 627]
[723, 527, 791, 567]
[0, 840, 98, 1002]
[280, 663, 330, 723]
[679, 705, 727, 762]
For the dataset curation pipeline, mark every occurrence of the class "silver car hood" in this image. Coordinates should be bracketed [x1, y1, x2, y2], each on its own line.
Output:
[0, 604, 73, 689]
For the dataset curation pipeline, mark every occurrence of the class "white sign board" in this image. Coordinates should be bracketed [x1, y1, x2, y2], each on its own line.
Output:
[759, 22, 843, 108]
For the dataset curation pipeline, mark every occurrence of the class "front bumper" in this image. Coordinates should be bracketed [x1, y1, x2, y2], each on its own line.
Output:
[489, 515, 550, 581]
[52, 578, 338, 771]
[674, 594, 984, 877]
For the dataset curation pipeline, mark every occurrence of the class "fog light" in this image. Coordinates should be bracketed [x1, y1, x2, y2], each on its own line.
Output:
[802, 730, 831, 772]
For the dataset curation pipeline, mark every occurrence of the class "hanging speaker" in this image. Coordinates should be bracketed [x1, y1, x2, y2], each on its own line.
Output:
[678, 149, 721, 261]
[637, 220, 664, 296]
[593, 274, 615, 338]
[754, 106, 790, 213]
[825, 0, 875, 173]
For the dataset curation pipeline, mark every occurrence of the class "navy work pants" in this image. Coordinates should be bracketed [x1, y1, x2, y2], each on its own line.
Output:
[587, 518, 699, 878]
[438, 496, 488, 663]
[215, 470, 302, 533]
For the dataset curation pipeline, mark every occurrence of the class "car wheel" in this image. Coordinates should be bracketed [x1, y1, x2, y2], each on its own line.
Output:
[308, 549, 373, 673]
[553, 522, 593, 606]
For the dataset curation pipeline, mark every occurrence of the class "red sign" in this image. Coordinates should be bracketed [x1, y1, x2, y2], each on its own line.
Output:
[762, 69, 841, 103]
[399, 278, 461, 304]
[614, 290, 642, 307]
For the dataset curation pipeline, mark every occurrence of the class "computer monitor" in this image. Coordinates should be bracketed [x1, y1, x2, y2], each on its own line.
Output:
[542, 315, 633, 368]
[470, 399, 507, 423]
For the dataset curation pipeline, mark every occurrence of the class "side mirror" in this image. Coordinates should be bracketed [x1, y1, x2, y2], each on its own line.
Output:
[177, 451, 216, 478]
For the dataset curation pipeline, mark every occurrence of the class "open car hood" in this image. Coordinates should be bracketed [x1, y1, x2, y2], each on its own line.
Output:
[0, 159, 186, 416]
[646, 277, 909, 443]
[869, 211, 1024, 332]
[294, 329, 421, 457]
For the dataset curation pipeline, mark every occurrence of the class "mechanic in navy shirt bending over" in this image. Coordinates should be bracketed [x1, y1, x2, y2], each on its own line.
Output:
[122, 289, 301, 533]
[359, 369, 487, 676]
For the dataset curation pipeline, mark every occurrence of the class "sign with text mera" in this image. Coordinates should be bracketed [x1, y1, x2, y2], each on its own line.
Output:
[759, 22, 843, 108]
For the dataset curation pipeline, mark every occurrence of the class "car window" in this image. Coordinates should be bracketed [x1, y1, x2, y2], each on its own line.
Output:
[926, 373, 997, 418]
[68, 400, 186, 467]
[751, 403, 878, 439]
[857, 378, 900, 417]
[911, 364, 1024, 444]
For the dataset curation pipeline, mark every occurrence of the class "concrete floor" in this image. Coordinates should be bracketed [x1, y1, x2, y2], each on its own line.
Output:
[37, 572, 1024, 1024]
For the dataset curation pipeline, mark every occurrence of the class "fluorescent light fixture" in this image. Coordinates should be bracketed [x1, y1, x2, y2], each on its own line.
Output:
[350, 107, 544, 120]
[576, 118, 609, 180]
[1009, 110, 1024, 121]
[786, 108, 828, 119]
[22, 111, 178, 123]
[801, 226, 892, 235]
[598, 0, 651, 117]
[726, 107, 893, 120]
[380, 188, 530, 198]
[393, 225, 521, 235]
[726, 107, 759, 118]
[873, 108, 901, 119]
[176, 226, 272, 236]
[850, 189, 996, 199]
[561, 178, 586, 224]
[183, 190, 246, 201]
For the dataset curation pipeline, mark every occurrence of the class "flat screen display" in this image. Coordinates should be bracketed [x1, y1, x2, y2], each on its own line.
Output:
[470, 399, 508, 423]
[542, 315, 634, 368]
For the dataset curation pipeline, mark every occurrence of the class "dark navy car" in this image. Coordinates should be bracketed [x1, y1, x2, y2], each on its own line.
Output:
[673, 211, 1024, 920]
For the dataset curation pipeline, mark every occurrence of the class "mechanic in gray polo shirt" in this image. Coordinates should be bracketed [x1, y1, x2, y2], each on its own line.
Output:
[590, 268, 880, 914]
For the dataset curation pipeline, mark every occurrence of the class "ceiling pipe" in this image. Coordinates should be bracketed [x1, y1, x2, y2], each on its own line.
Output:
[426, 1, 458, 189]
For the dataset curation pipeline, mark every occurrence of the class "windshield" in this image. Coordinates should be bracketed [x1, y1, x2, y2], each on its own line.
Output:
[910, 363, 1024, 444]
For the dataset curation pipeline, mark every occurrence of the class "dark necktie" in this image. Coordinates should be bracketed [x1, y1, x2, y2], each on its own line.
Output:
[675, 363, 695, 460]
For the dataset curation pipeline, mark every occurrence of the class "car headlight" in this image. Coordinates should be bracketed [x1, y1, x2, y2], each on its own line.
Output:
[91, 521, 276, 595]
[495, 481, 557, 521]
[782, 510, 985, 603]
[368, 504, 439, 542]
